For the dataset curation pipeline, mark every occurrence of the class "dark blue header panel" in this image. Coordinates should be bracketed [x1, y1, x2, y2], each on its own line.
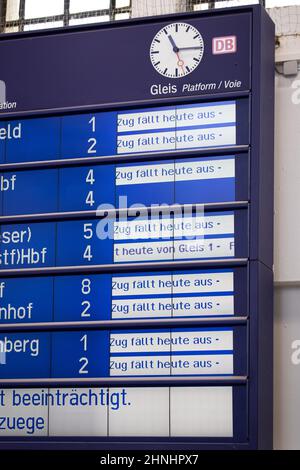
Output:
[0, 12, 251, 114]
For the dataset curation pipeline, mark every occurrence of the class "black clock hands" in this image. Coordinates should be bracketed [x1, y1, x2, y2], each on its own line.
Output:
[179, 46, 202, 51]
[167, 35, 179, 53]
[167, 35, 185, 73]
[168, 36, 202, 53]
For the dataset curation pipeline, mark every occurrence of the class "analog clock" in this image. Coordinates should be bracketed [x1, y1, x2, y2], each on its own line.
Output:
[150, 22, 204, 78]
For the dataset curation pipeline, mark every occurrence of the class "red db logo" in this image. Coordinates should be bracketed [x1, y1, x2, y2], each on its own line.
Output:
[212, 36, 237, 55]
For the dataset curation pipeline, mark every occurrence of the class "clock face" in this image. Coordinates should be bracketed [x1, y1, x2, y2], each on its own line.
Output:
[150, 22, 204, 79]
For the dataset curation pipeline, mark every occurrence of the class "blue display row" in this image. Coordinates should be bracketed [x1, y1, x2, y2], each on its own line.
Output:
[0, 210, 248, 269]
[0, 154, 248, 216]
[0, 327, 246, 379]
[0, 268, 247, 324]
[0, 99, 249, 164]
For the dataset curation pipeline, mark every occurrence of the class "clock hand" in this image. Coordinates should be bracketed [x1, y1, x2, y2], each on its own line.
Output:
[179, 46, 202, 51]
[167, 34, 185, 73]
[168, 35, 179, 53]
[176, 51, 185, 74]
[167, 35, 185, 72]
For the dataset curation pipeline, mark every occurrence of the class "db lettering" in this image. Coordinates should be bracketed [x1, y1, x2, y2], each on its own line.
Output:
[212, 36, 237, 55]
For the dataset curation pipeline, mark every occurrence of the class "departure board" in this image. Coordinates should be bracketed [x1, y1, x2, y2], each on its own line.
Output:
[0, 5, 274, 450]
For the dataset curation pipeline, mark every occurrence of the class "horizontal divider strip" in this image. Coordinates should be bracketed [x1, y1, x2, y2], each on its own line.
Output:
[0, 442, 252, 451]
[0, 258, 249, 278]
[0, 201, 249, 224]
[0, 145, 250, 172]
[0, 375, 248, 389]
[274, 280, 300, 287]
[0, 316, 249, 333]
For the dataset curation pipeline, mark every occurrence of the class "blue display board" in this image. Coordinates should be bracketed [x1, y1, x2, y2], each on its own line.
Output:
[0, 327, 246, 379]
[0, 153, 249, 215]
[0, 268, 247, 324]
[0, 100, 250, 164]
[0, 210, 248, 269]
[0, 5, 274, 451]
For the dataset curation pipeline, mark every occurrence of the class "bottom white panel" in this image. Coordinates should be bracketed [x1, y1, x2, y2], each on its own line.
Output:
[0, 386, 233, 438]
